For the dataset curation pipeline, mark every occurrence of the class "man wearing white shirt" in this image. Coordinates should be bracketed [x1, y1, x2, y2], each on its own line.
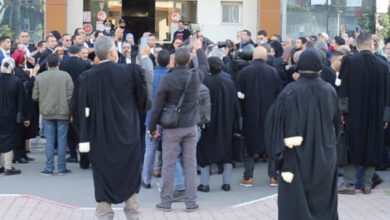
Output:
[119, 41, 134, 64]
[330, 50, 345, 88]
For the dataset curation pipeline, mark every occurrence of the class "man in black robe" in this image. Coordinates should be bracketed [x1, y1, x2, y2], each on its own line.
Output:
[338, 33, 390, 195]
[265, 48, 340, 220]
[0, 57, 29, 175]
[59, 45, 92, 165]
[237, 46, 282, 187]
[197, 57, 241, 192]
[77, 36, 149, 220]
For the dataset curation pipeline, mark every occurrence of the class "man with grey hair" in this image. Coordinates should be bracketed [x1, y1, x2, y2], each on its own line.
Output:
[77, 36, 149, 220]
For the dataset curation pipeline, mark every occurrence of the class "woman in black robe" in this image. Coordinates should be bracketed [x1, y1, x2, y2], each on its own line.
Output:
[0, 57, 28, 175]
[265, 48, 340, 220]
[11, 49, 38, 163]
[197, 57, 241, 192]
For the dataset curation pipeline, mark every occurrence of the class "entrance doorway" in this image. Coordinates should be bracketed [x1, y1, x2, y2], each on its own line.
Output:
[122, 0, 155, 42]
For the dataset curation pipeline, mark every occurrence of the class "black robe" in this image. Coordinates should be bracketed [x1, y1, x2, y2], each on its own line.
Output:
[265, 73, 340, 220]
[197, 73, 241, 167]
[237, 59, 282, 156]
[14, 67, 39, 140]
[321, 65, 337, 88]
[0, 73, 27, 153]
[339, 50, 390, 166]
[78, 61, 149, 203]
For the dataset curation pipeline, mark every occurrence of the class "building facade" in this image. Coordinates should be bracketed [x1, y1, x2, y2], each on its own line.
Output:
[0, 0, 389, 42]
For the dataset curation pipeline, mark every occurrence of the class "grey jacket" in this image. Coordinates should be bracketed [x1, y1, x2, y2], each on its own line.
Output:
[32, 68, 74, 120]
[148, 49, 209, 131]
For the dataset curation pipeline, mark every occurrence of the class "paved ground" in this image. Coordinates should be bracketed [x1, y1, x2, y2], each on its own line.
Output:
[2, 141, 390, 219]
[1, 190, 390, 219]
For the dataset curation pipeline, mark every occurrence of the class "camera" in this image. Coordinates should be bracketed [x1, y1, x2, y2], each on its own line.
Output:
[217, 40, 234, 49]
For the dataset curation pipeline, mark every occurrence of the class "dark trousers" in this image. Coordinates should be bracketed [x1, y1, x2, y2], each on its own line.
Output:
[67, 125, 78, 159]
[244, 156, 277, 180]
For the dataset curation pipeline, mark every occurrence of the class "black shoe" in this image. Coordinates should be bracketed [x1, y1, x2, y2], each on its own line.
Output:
[66, 157, 78, 163]
[142, 181, 151, 189]
[59, 169, 72, 176]
[13, 157, 29, 164]
[197, 184, 210, 192]
[338, 185, 355, 195]
[0, 167, 4, 173]
[4, 167, 21, 176]
[372, 177, 383, 189]
[221, 184, 231, 191]
[23, 155, 35, 161]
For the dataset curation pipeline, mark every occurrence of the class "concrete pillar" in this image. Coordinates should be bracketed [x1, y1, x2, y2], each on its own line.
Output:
[66, 0, 84, 34]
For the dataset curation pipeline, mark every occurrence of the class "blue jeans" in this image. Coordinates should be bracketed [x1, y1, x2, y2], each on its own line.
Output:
[142, 132, 160, 184]
[174, 127, 201, 191]
[42, 119, 69, 172]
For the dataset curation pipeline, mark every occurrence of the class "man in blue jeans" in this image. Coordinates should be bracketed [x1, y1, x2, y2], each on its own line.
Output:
[32, 53, 74, 176]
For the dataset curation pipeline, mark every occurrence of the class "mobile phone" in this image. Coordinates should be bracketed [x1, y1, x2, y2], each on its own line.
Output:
[57, 49, 64, 55]
[355, 27, 359, 32]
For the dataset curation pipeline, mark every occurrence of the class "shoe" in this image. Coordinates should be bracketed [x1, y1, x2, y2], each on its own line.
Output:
[23, 155, 35, 161]
[221, 184, 231, 191]
[0, 167, 4, 174]
[362, 187, 372, 194]
[197, 184, 210, 192]
[66, 157, 78, 163]
[12, 157, 29, 164]
[142, 181, 151, 189]
[59, 169, 71, 176]
[156, 203, 171, 212]
[186, 203, 199, 212]
[372, 177, 383, 189]
[40, 170, 54, 176]
[152, 171, 161, 177]
[240, 178, 253, 187]
[338, 185, 355, 195]
[172, 190, 185, 202]
[269, 177, 278, 187]
[4, 167, 21, 176]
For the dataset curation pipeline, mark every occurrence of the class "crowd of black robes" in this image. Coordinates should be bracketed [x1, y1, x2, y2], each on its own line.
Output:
[78, 61, 148, 203]
[197, 72, 241, 167]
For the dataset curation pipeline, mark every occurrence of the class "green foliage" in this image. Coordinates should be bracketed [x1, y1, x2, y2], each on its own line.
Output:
[0, 25, 15, 39]
[377, 13, 390, 40]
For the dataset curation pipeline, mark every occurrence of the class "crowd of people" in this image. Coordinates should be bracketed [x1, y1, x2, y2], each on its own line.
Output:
[1, 18, 390, 220]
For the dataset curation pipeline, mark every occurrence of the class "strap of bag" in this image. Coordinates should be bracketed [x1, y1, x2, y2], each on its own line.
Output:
[176, 70, 193, 110]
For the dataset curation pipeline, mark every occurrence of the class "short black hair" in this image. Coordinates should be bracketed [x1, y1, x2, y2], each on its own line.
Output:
[94, 31, 103, 39]
[0, 36, 10, 43]
[272, 34, 282, 42]
[46, 35, 57, 41]
[357, 32, 372, 47]
[148, 33, 156, 38]
[178, 20, 184, 24]
[47, 54, 60, 68]
[334, 36, 345, 46]
[243, 30, 251, 37]
[38, 40, 46, 48]
[74, 28, 83, 36]
[175, 48, 190, 66]
[257, 30, 267, 37]
[157, 49, 170, 67]
[208, 56, 224, 74]
[298, 37, 307, 44]
[310, 35, 318, 42]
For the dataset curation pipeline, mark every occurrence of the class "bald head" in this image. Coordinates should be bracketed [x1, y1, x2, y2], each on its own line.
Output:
[253, 46, 268, 60]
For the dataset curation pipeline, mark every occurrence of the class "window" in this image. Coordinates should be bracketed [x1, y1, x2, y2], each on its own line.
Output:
[221, 2, 242, 24]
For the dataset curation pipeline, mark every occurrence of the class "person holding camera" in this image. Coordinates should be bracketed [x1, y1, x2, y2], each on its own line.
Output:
[148, 38, 209, 211]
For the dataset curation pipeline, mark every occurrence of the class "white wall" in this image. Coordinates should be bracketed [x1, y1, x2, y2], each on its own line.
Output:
[66, 0, 84, 34]
[197, 0, 258, 43]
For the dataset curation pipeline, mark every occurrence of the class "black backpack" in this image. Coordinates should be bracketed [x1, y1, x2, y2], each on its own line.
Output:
[198, 83, 211, 127]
